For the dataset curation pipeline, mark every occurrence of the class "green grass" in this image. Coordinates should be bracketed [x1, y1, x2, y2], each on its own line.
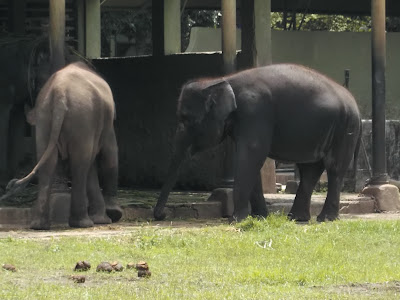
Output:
[1, 215, 400, 299]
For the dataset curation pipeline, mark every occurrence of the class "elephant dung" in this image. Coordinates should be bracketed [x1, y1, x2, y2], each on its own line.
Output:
[134, 261, 149, 271]
[138, 270, 151, 278]
[110, 261, 124, 272]
[2, 264, 17, 272]
[74, 260, 91, 272]
[70, 275, 86, 283]
[96, 262, 113, 273]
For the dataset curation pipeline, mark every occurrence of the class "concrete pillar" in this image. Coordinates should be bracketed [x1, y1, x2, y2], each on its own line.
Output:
[49, 0, 65, 73]
[85, 0, 101, 58]
[241, 0, 275, 193]
[362, 0, 400, 211]
[370, 0, 387, 183]
[8, 0, 25, 34]
[221, 0, 237, 187]
[164, 0, 181, 54]
[221, 0, 237, 74]
[255, 0, 272, 66]
[152, 0, 164, 56]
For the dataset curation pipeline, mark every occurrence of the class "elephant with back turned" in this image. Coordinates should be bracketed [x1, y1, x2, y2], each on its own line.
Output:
[154, 64, 361, 222]
[3, 62, 122, 230]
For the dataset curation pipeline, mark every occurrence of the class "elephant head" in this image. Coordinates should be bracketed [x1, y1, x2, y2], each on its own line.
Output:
[154, 78, 237, 220]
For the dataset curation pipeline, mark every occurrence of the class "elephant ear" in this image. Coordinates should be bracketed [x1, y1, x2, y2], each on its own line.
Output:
[202, 79, 237, 121]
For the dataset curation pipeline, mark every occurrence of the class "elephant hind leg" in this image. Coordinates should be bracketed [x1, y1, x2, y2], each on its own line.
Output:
[98, 129, 122, 223]
[249, 173, 268, 218]
[87, 163, 111, 224]
[30, 147, 58, 230]
[289, 160, 325, 222]
[68, 151, 94, 228]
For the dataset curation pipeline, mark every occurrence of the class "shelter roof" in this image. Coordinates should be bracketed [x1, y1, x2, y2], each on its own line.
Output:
[100, 0, 400, 16]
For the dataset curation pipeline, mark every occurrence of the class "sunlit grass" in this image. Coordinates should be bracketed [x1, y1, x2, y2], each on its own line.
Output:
[1, 214, 400, 299]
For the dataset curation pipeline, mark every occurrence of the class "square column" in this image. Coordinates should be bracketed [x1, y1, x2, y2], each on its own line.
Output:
[85, 0, 101, 58]
[152, 0, 181, 56]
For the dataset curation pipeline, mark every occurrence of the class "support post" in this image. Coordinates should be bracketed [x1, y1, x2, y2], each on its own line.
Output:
[8, 0, 25, 34]
[85, 0, 101, 58]
[221, 0, 237, 74]
[241, 0, 275, 193]
[77, 0, 85, 54]
[152, 0, 164, 56]
[361, 0, 400, 212]
[221, 0, 237, 187]
[49, 0, 65, 73]
[370, 0, 387, 184]
[164, 0, 181, 54]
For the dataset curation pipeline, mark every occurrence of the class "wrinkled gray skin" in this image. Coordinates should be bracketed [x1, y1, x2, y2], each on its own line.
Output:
[154, 64, 361, 222]
[3, 62, 122, 230]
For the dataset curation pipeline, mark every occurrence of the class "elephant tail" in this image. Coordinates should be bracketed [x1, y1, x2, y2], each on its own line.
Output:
[1, 94, 67, 200]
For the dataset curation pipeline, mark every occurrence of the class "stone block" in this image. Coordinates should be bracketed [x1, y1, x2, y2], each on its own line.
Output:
[207, 188, 233, 217]
[361, 184, 400, 212]
[285, 180, 299, 194]
[192, 202, 222, 218]
[50, 191, 71, 224]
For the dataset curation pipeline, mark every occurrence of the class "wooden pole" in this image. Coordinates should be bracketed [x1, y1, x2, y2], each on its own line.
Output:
[221, 0, 237, 74]
[370, 0, 388, 183]
[49, 0, 65, 73]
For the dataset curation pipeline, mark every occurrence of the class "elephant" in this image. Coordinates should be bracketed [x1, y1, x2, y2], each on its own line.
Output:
[154, 63, 362, 222]
[1, 61, 123, 230]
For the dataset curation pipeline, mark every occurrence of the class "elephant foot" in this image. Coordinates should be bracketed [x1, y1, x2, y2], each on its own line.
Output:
[30, 219, 50, 230]
[106, 204, 123, 223]
[90, 213, 112, 224]
[69, 217, 94, 228]
[317, 213, 339, 222]
[287, 212, 311, 222]
[154, 207, 166, 221]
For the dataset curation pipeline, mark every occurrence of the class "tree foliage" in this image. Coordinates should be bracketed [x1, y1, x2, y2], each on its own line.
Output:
[100, 9, 400, 57]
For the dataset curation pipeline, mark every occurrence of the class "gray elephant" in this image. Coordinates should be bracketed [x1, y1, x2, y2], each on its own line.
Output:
[2, 62, 122, 230]
[154, 64, 361, 222]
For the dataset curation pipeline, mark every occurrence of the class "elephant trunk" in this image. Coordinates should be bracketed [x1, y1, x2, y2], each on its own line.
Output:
[154, 124, 191, 220]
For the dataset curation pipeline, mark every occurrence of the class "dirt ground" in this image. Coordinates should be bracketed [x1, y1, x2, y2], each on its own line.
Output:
[1, 213, 400, 240]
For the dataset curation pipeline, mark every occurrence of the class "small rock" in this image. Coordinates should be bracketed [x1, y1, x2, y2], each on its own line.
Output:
[74, 260, 91, 272]
[70, 275, 86, 283]
[2, 264, 16, 272]
[138, 269, 151, 278]
[96, 262, 113, 273]
[135, 261, 149, 271]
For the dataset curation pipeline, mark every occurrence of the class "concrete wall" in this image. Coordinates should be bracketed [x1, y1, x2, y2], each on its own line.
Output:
[92, 29, 400, 190]
[186, 28, 400, 119]
[93, 54, 227, 189]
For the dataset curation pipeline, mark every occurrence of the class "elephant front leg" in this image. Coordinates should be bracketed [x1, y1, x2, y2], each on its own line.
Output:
[232, 141, 269, 222]
[249, 173, 268, 218]
[99, 129, 122, 223]
[289, 161, 325, 222]
[87, 163, 111, 224]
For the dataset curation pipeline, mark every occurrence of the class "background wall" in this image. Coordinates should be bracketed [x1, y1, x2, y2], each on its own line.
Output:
[93, 54, 227, 189]
[187, 28, 400, 119]
[93, 29, 400, 190]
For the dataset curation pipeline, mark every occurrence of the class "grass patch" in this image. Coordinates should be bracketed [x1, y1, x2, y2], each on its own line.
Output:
[1, 215, 400, 299]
